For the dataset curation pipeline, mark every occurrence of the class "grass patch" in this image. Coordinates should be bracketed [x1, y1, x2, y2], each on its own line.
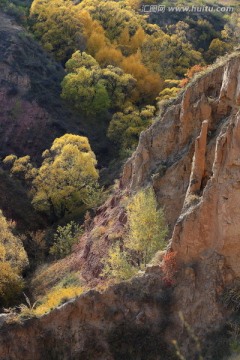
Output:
[34, 285, 84, 316]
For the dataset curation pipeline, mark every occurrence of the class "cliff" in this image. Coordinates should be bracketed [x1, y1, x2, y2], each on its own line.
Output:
[0, 49, 240, 359]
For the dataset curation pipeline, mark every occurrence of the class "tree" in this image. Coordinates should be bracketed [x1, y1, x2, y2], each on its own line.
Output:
[222, 13, 240, 48]
[126, 187, 168, 266]
[0, 262, 24, 305]
[87, 31, 109, 57]
[100, 66, 136, 109]
[118, 27, 131, 56]
[30, 0, 87, 62]
[91, 82, 111, 114]
[95, 46, 124, 67]
[3, 155, 37, 183]
[121, 53, 163, 104]
[31, 134, 99, 219]
[61, 67, 111, 115]
[129, 27, 146, 53]
[141, 28, 204, 79]
[50, 221, 83, 259]
[78, 0, 144, 41]
[107, 105, 155, 152]
[102, 187, 168, 281]
[62, 54, 136, 114]
[65, 51, 98, 72]
[0, 210, 28, 304]
[205, 38, 231, 64]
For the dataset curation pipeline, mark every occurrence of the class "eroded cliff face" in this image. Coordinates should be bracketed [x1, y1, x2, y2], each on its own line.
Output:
[0, 51, 240, 359]
[71, 51, 240, 286]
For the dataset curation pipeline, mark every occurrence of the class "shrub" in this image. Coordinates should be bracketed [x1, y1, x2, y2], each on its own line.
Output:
[0, 210, 28, 272]
[101, 244, 137, 281]
[50, 221, 83, 259]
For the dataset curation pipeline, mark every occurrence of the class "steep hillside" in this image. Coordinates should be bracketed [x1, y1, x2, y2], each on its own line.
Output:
[59, 50, 240, 286]
[0, 49, 239, 359]
[0, 11, 110, 163]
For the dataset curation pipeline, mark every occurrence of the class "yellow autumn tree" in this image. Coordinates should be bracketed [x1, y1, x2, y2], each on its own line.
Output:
[129, 27, 146, 53]
[31, 134, 99, 219]
[126, 187, 168, 267]
[95, 46, 124, 67]
[0, 211, 28, 304]
[30, 0, 86, 62]
[121, 53, 163, 103]
[102, 187, 168, 281]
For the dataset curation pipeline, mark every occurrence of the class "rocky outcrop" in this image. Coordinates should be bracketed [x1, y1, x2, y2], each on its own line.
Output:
[0, 270, 175, 360]
[185, 119, 208, 196]
[68, 52, 240, 286]
[0, 50, 240, 359]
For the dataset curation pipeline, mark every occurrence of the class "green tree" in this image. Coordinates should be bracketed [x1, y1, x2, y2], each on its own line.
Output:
[62, 54, 136, 114]
[222, 12, 240, 48]
[50, 221, 83, 259]
[61, 66, 111, 115]
[126, 187, 168, 267]
[141, 25, 203, 79]
[61, 67, 95, 114]
[77, 0, 144, 41]
[107, 105, 155, 152]
[91, 82, 111, 114]
[31, 134, 99, 219]
[206, 38, 231, 63]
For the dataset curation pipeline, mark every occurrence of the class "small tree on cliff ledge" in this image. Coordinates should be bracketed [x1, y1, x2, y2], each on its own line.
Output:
[102, 187, 168, 281]
[126, 187, 168, 267]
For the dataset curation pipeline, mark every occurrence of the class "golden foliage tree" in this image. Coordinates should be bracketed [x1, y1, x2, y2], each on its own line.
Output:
[32, 134, 99, 219]
[95, 46, 124, 67]
[102, 187, 168, 281]
[30, 0, 86, 62]
[126, 187, 168, 267]
[0, 211, 28, 304]
[121, 53, 163, 103]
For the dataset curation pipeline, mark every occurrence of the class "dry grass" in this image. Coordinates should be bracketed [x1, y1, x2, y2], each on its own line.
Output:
[34, 286, 84, 316]
[30, 257, 84, 298]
